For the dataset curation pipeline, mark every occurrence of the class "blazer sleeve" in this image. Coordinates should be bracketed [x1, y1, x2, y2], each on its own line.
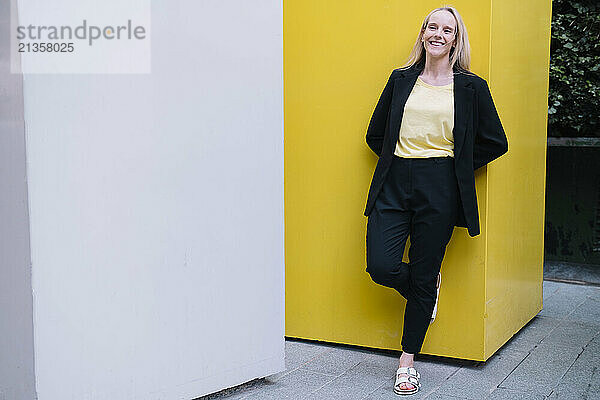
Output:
[473, 79, 509, 171]
[366, 72, 395, 157]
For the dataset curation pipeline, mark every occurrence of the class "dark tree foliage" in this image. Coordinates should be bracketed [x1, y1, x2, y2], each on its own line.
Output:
[549, 0, 600, 137]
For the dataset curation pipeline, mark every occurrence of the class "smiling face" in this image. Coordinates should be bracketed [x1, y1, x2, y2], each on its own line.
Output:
[421, 10, 457, 60]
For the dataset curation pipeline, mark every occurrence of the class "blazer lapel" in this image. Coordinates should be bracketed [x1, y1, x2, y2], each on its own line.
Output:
[388, 68, 420, 150]
[453, 72, 474, 160]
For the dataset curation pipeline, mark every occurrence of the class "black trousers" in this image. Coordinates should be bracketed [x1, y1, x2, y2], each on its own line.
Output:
[366, 155, 459, 354]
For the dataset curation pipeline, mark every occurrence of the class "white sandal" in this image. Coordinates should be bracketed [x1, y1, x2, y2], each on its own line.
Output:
[394, 366, 421, 395]
[430, 272, 441, 324]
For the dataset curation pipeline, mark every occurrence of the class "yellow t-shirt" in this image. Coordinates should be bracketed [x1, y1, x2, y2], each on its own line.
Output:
[394, 76, 454, 158]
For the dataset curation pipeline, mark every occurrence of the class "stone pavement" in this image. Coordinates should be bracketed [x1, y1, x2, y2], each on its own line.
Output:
[545, 261, 600, 286]
[202, 281, 600, 400]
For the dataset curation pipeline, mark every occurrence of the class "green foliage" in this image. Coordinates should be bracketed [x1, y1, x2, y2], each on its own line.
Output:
[549, 0, 600, 137]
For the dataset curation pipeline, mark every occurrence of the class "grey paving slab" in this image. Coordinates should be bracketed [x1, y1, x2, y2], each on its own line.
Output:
[544, 261, 600, 286]
[586, 286, 600, 301]
[243, 368, 337, 400]
[565, 297, 600, 326]
[543, 280, 564, 301]
[198, 379, 269, 400]
[547, 390, 600, 400]
[305, 355, 398, 400]
[560, 281, 600, 296]
[425, 393, 469, 400]
[284, 340, 336, 371]
[357, 350, 404, 374]
[299, 346, 373, 376]
[434, 348, 529, 399]
[486, 388, 545, 400]
[590, 332, 600, 348]
[560, 284, 600, 301]
[539, 282, 589, 319]
[266, 341, 335, 382]
[362, 359, 462, 399]
[541, 320, 600, 350]
[547, 336, 600, 400]
[502, 316, 561, 353]
[499, 340, 583, 396]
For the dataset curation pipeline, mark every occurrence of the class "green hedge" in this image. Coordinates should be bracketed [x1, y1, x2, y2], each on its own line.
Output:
[548, 0, 600, 137]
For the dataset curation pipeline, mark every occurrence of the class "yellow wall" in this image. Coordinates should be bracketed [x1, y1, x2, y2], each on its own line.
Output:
[285, 0, 552, 360]
[484, 0, 552, 358]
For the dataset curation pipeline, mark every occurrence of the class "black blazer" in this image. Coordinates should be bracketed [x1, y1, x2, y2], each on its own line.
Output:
[364, 63, 509, 237]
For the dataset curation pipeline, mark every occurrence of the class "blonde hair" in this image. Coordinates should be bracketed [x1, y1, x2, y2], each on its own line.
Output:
[401, 5, 471, 72]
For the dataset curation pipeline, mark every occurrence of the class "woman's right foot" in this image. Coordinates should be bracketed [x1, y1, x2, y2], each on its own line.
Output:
[394, 366, 421, 395]
[396, 352, 417, 392]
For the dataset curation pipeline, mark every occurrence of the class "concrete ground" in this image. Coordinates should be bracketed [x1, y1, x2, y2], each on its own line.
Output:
[545, 261, 600, 286]
[202, 280, 600, 400]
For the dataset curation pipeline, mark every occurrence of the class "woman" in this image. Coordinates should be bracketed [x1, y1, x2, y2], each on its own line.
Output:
[363, 6, 508, 396]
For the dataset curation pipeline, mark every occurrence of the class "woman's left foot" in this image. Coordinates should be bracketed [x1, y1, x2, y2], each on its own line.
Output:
[394, 366, 421, 395]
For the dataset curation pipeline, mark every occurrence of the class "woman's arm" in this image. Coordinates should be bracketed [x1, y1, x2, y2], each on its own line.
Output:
[473, 79, 509, 170]
[366, 72, 395, 156]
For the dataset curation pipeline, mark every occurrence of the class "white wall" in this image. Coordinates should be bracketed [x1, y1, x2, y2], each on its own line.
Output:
[5, 0, 284, 399]
[0, 1, 36, 399]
